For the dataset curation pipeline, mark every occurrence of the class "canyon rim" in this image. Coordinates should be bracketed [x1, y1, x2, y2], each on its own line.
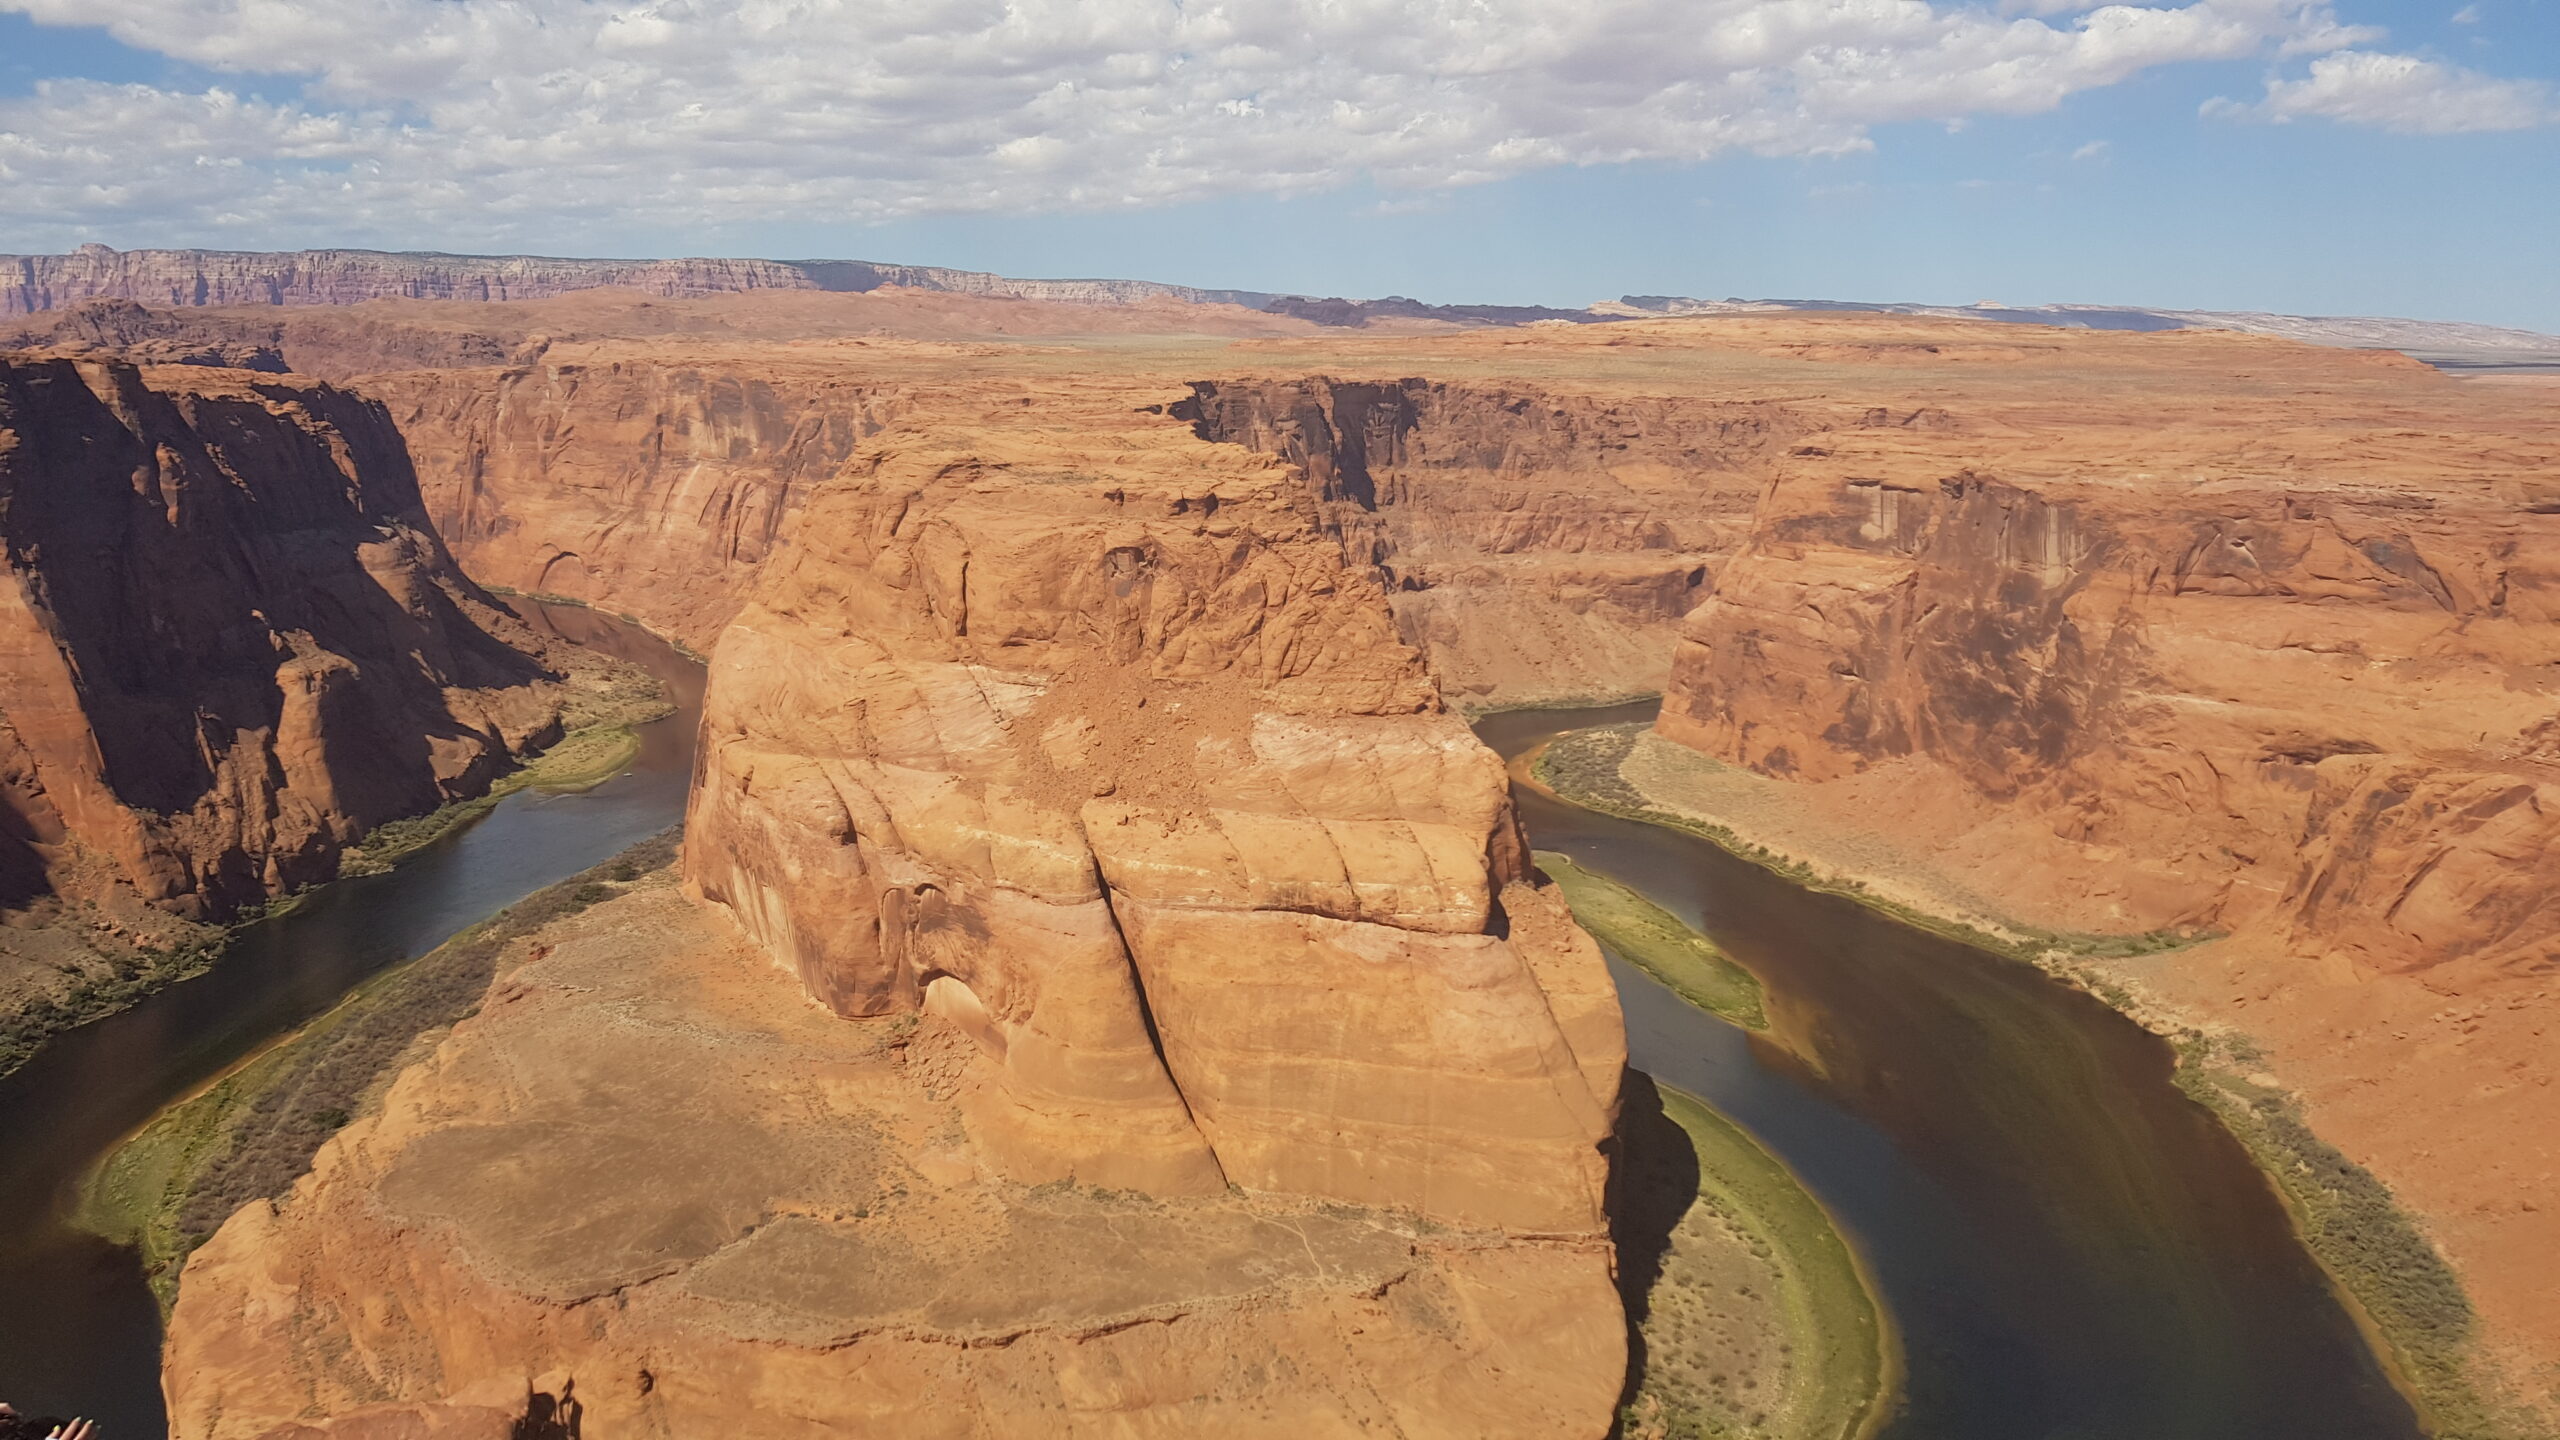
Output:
[0, 260, 2552, 1439]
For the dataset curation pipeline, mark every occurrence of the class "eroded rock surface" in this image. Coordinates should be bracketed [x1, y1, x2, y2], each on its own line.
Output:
[0, 355, 583, 919]
[683, 382, 1626, 1231]
[167, 875, 1627, 1439]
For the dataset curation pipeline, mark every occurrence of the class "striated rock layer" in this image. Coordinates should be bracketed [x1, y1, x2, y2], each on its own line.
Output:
[167, 373, 1631, 1438]
[366, 357, 903, 651]
[0, 245, 1280, 317]
[1610, 319, 2560, 1404]
[0, 355, 581, 919]
[682, 383, 1625, 1222]
[168, 880, 1624, 1440]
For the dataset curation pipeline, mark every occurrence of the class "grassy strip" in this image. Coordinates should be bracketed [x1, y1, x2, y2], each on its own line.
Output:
[0, 929, 227, 1080]
[1, 669, 671, 1080]
[337, 713, 665, 877]
[1537, 722, 2534, 1440]
[1618, 1076, 1893, 1440]
[482, 584, 709, 663]
[76, 830, 680, 1307]
[1534, 725, 2196, 970]
[2174, 1036, 2539, 1440]
[1537, 850, 1766, 1029]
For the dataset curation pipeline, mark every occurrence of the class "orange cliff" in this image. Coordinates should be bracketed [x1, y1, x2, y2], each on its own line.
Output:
[1628, 325, 2560, 1404]
[162, 379, 1631, 1438]
[0, 354, 587, 921]
[84, 294, 2560, 1425]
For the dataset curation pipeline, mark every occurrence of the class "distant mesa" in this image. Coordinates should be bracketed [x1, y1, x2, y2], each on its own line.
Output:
[5, 245, 2556, 359]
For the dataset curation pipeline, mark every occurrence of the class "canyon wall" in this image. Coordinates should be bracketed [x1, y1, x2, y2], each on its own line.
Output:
[163, 376, 1632, 1438]
[682, 382, 1626, 1225]
[0, 355, 580, 918]
[1179, 377, 1784, 706]
[1657, 417, 2560, 962]
[1626, 331, 2560, 1402]
[362, 357, 904, 650]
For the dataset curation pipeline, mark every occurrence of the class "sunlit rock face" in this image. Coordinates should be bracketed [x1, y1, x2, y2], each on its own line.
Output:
[683, 380, 1626, 1231]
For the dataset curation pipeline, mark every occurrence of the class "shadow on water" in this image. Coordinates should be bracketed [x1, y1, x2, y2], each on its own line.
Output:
[0, 604, 703, 1438]
[1476, 701, 2420, 1440]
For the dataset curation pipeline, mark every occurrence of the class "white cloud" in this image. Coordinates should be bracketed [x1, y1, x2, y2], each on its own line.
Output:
[2071, 138, 2112, 158]
[2217, 49, 2556, 132]
[0, 0, 2440, 247]
[2449, 3, 2480, 21]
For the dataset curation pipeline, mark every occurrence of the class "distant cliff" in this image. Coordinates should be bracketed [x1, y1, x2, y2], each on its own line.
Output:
[0, 244, 1280, 317]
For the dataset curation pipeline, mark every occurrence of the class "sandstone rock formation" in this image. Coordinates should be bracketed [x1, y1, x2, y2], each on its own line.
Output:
[0, 355, 582, 919]
[165, 377, 1632, 1438]
[1176, 377, 1786, 706]
[1614, 321, 2560, 1401]
[167, 877, 1628, 1439]
[367, 356, 901, 651]
[682, 380, 1625, 1227]
[124, 297, 2560, 1423]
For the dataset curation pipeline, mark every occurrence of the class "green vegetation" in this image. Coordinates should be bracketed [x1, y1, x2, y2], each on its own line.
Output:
[1, 662, 672, 1081]
[1533, 725, 2199, 968]
[0, 928, 226, 1080]
[2174, 1036, 2540, 1440]
[1535, 720, 2533, 1440]
[1537, 850, 1765, 1029]
[76, 830, 680, 1307]
[1615, 1076, 1893, 1440]
[337, 715, 663, 877]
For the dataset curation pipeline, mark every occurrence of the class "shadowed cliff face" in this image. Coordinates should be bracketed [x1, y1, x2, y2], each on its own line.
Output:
[1177, 377, 1793, 706]
[0, 355, 575, 917]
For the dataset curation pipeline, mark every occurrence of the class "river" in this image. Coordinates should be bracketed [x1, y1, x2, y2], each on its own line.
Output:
[1477, 701, 2421, 1440]
[0, 604, 703, 1438]
[1, 673, 2422, 1438]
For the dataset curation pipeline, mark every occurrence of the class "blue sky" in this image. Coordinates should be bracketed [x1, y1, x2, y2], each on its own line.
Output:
[2, 0, 2554, 329]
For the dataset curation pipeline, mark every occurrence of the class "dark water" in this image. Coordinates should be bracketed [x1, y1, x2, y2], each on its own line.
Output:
[1477, 702, 2421, 1440]
[0, 603, 703, 1438]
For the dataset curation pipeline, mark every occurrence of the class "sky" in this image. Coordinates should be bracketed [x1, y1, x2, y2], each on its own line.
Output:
[1, 0, 2554, 330]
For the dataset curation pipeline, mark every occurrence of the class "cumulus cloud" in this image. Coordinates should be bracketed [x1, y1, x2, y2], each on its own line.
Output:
[2214, 49, 2556, 131]
[0, 0, 2468, 246]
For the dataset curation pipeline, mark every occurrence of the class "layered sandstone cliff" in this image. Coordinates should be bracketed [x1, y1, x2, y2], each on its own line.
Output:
[0, 355, 581, 919]
[1176, 377, 1787, 707]
[164, 377, 1631, 1437]
[1615, 324, 2560, 1403]
[366, 356, 902, 651]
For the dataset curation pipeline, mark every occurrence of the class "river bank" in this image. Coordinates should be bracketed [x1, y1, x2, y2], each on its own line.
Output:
[0, 612, 670, 1086]
[0, 605, 706, 1435]
[77, 830, 680, 1304]
[1608, 1059, 1894, 1440]
[1530, 719, 2536, 1440]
